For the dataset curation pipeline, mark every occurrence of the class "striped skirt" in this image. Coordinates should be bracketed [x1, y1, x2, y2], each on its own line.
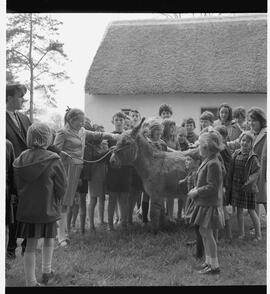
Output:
[62, 162, 83, 207]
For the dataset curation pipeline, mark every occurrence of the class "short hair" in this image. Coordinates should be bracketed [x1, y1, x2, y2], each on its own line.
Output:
[233, 107, 246, 119]
[162, 119, 176, 141]
[182, 117, 196, 128]
[159, 104, 173, 116]
[217, 103, 233, 122]
[27, 122, 53, 149]
[200, 111, 215, 123]
[131, 109, 140, 115]
[65, 108, 84, 125]
[214, 125, 228, 140]
[199, 131, 223, 155]
[247, 107, 267, 129]
[112, 111, 126, 123]
[239, 131, 254, 144]
[6, 84, 27, 102]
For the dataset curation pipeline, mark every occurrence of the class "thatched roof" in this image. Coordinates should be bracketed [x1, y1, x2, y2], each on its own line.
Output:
[85, 14, 267, 95]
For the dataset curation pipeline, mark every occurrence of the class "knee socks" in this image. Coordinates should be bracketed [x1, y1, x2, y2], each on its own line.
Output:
[24, 251, 36, 286]
[42, 239, 54, 274]
[57, 212, 67, 243]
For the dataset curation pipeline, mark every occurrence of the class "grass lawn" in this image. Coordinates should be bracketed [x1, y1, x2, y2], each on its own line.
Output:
[5, 200, 266, 287]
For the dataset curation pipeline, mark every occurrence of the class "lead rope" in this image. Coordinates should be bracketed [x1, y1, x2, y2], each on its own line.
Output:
[61, 146, 116, 164]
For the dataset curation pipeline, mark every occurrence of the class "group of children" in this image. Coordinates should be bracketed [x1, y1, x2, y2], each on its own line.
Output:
[7, 102, 267, 285]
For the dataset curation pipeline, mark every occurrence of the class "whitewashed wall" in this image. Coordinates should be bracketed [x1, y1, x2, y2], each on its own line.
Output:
[85, 93, 267, 132]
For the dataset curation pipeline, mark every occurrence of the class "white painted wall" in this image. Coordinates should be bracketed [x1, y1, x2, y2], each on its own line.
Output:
[85, 93, 267, 132]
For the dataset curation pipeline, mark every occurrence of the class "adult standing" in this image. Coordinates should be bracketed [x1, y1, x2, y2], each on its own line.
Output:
[6, 84, 31, 259]
[247, 108, 267, 216]
[213, 103, 242, 142]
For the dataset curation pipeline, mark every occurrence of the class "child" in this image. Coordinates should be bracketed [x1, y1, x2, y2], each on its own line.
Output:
[88, 138, 108, 231]
[227, 132, 262, 241]
[54, 108, 118, 246]
[200, 111, 214, 131]
[182, 117, 199, 144]
[107, 112, 132, 231]
[13, 123, 67, 286]
[67, 173, 88, 234]
[158, 104, 173, 120]
[177, 126, 191, 151]
[130, 109, 141, 128]
[213, 103, 242, 141]
[67, 192, 80, 233]
[214, 125, 233, 242]
[188, 131, 225, 274]
[178, 155, 203, 260]
[232, 107, 250, 132]
[162, 119, 180, 222]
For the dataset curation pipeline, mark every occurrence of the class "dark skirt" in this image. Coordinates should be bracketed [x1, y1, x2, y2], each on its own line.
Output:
[16, 222, 57, 239]
[77, 178, 88, 193]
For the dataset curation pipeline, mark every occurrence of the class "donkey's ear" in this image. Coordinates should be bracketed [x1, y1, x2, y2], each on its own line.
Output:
[131, 117, 146, 138]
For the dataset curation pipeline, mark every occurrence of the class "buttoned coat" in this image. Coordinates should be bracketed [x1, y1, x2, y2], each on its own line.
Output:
[193, 155, 223, 207]
[6, 111, 31, 158]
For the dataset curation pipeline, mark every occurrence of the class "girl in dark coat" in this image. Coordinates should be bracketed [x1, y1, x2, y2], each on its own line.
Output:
[13, 123, 67, 286]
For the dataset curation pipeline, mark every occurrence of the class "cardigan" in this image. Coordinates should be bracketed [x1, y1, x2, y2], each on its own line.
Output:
[193, 155, 223, 207]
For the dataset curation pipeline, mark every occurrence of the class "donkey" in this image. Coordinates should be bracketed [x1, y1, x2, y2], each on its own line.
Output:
[110, 118, 192, 233]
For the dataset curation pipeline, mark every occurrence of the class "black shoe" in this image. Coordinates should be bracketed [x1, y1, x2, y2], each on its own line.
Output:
[6, 251, 16, 260]
[186, 240, 197, 246]
[41, 271, 55, 285]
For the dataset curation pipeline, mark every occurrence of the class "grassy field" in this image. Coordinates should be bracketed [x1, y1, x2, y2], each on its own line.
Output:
[6, 202, 266, 287]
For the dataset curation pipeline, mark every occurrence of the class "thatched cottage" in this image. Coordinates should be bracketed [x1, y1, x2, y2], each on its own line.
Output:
[84, 14, 267, 132]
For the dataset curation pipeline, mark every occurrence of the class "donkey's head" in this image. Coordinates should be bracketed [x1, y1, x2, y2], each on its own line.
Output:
[110, 117, 145, 168]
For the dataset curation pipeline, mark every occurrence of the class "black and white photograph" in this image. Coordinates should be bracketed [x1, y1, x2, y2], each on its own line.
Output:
[4, 9, 267, 288]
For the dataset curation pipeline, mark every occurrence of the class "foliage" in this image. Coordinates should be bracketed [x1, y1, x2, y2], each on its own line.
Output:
[6, 13, 70, 120]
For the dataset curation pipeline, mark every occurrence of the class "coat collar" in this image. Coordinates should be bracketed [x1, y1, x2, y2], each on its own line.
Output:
[6, 111, 26, 142]
[197, 154, 216, 174]
[253, 128, 267, 148]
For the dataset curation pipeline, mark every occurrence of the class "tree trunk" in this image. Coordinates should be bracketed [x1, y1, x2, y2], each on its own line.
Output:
[29, 13, 34, 122]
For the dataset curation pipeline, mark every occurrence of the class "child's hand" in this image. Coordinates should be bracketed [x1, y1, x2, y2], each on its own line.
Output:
[241, 181, 250, 191]
[178, 179, 186, 185]
[187, 188, 198, 199]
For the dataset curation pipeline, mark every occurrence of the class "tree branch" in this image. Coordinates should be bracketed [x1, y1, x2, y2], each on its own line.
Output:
[33, 50, 49, 70]
[9, 49, 30, 67]
[33, 70, 47, 80]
